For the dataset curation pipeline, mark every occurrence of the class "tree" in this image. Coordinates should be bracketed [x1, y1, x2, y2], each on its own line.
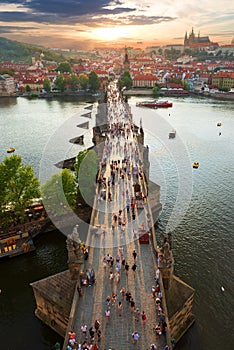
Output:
[43, 77, 51, 92]
[57, 61, 72, 73]
[88, 71, 100, 91]
[0, 155, 40, 224]
[74, 150, 98, 206]
[26, 84, 31, 93]
[41, 169, 76, 216]
[152, 85, 161, 97]
[78, 74, 89, 90]
[67, 74, 79, 91]
[119, 71, 132, 90]
[55, 73, 66, 92]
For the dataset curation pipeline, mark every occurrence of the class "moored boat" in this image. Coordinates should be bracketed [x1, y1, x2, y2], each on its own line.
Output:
[169, 130, 176, 139]
[0, 231, 35, 259]
[193, 162, 199, 169]
[7, 147, 15, 153]
[136, 100, 173, 108]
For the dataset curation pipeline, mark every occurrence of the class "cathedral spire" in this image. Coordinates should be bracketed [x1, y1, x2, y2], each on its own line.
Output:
[123, 46, 130, 71]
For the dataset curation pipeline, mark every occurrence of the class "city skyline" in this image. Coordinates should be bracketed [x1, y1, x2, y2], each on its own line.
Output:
[0, 0, 233, 50]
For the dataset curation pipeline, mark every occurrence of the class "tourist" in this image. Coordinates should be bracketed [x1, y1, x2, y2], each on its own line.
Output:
[132, 331, 140, 344]
[81, 324, 87, 337]
[132, 249, 137, 261]
[134, 308, 141, 322]
[89, 327, 95, 342]
[141, 310, 147, 323]
[125, 262, 129, 275]
[121, 257, 126, 269]
[150, 344, 157, 350]
[94, 320, 100, 332]
[131, 263, 137, 277]
[130, 298, 135, 312]
[116, 262, 121, 273]
[105, 309, 111, 320]
[109, 271, 114, 282]
[106, 295, 111, 306]
[151, 285, 156, 298]
[68, 330, 76, 339]
[118, 301, 123, 316]
[111, 291, 117, 304]
[115, 271, 120, 284]
[154, 324, 162, 338]
[120, 287, 126, 300]
[103, 256, 107, 268]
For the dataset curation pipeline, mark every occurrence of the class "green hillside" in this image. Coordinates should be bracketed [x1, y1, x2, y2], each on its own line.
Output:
[0, 37, 65, 63]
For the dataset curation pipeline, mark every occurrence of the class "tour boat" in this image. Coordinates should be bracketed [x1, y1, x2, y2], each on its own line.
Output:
[7, 147, 15, 153]
[193, 162, 199, 169]
[0, 231, 35, 259]
[136, 100, 173, 108]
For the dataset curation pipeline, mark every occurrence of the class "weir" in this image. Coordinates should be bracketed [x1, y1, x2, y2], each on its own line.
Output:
[31, 80, 195, 350]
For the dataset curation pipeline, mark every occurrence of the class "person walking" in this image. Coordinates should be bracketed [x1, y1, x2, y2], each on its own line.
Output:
[130, 299, 135, 312]
[89, 327, 95, 342]
[118, 301, 123, 316]
[120, 287, 125, 299]
[94, 320, 100, 333]
[131, 263, 137, 277]
[109, 271, 114, 282]
[132, 249, 137, 261]
[125, 262, 129, 275]
[132, 331, 140, 344]
[134, 308, 141, 322]
[141, 310, 147, 324]
[81, 324, 87, 338]
[105, 309, 110, 320]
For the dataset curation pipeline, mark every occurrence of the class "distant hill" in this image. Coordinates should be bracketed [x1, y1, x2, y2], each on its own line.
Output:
[0, 37, 65, 63]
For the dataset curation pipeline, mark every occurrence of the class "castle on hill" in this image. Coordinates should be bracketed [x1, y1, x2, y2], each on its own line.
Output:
[184, 28, 219, 49]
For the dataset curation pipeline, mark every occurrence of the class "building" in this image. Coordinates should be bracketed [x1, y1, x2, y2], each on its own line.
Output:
[212, 72, 234, 90]
[0, 74, 16, 96]
[132, 74, 158, 88]
[184, 28, 219, 50]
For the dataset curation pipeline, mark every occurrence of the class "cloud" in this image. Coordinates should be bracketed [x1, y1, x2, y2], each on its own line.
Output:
[0, 0, 136, 23]
[0, 25, 38, 33]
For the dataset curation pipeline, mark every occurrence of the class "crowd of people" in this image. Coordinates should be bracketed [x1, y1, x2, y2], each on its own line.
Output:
[65, 80, 171, 350]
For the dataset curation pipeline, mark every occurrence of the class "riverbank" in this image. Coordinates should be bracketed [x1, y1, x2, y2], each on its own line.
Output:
[124, 88, 234, 101]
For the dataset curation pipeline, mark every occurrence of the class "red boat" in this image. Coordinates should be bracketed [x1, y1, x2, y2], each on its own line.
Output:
[136, 100, 173, 108]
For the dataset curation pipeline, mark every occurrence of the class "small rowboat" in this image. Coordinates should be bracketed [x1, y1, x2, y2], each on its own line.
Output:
[7, 147, 15, 153]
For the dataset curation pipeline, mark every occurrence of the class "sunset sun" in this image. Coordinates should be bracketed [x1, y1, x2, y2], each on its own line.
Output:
[93, 27, 127, 41]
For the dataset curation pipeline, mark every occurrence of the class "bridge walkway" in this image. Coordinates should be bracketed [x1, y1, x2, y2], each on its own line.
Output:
[70, 82, 168, 349]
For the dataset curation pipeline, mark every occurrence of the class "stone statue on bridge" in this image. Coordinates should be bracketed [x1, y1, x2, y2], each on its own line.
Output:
[160, 231, 172, 264]
[66, 224, 84, 280]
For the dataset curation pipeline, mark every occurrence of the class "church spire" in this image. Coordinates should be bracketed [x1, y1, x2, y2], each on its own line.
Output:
[123, 46, 130, 71]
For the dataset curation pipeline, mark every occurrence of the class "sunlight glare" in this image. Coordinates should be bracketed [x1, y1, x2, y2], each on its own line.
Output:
[93, 27, 127, 41]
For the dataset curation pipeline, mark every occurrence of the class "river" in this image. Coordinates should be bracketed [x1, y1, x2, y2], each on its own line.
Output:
[0, 95, 234, 350]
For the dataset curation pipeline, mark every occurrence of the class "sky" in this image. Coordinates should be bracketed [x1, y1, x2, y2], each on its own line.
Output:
[0, 0, 233, 50]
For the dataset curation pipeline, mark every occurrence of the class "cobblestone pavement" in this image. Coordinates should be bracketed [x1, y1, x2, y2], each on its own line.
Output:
[72, 82, 167, 350]
[74, 240, 167, 350]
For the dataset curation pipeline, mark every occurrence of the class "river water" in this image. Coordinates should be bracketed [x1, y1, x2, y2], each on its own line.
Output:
[0, 95, 234, 350]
